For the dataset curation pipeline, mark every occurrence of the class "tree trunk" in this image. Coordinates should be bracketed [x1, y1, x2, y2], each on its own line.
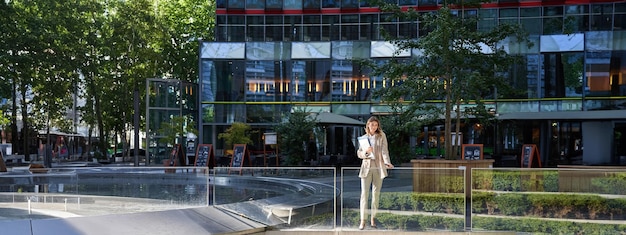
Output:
[20, 85, 28, 157]
[454, 101, 462, 159]
[93, 83, 106, 156]
[444, 75, 453, 160]
[11, 79, 18, 156]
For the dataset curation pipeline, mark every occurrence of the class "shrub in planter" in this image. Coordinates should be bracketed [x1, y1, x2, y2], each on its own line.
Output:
[380, 192, 413, 211]
[493, 193, 529, 216]
[472, 191, 496, 214]
[418, 216, 443, 229]
[377, 213, 411, 230]
[492, 171, 522, 191]
[591, 172, 626, 195]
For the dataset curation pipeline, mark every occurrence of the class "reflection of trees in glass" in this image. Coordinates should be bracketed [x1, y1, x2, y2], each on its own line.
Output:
[202, 105, 215, 123]
[543, 17, 563, 35]
[275, 108, 317, 165]
[366, 2, 528, 160]
[562, 53, 584, 96]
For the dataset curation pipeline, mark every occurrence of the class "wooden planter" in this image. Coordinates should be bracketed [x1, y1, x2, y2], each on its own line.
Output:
[557, 165, 626, 193]
[411, 159, 494, 196]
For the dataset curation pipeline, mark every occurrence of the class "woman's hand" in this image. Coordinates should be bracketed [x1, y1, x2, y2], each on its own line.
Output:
[385, 163, 394, 169]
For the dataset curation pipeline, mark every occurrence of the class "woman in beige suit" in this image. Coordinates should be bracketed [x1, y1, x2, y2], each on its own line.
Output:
[356, 116, 394, 230]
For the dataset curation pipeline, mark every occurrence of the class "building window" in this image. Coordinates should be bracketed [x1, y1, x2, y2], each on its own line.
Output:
[294, 60, 332, 101]
[247, 16, 265, 41]
[322, 0, 337, 8]
[543, 6, 564, 35]
[590, 3, 613, 30]
[304, 15, 322, 41]
[341, 14, 359, 40]
[228, 0, 245, 9]
[266, 0, 283, 9]
[214, 61, 246, 102]
[303, 0, 321, 9]
[322, 15, 340, 41]
[266, 16, 284, 41]
[247, 0, 265, 9]
[284, 0, 302, 9]
[285, 16, 303, 41]
[541, 53, 583, 98]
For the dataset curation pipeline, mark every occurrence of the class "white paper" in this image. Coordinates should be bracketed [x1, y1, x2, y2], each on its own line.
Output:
[358, 136, 370, 149]
[358, 136, 374, 159]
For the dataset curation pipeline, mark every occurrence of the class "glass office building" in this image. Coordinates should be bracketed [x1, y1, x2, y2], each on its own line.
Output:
[199, 0, 626, 166]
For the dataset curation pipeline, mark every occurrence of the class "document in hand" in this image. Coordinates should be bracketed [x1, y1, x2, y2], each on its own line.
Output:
[357, 136, 370, 148]
[358, 136, 375, 159]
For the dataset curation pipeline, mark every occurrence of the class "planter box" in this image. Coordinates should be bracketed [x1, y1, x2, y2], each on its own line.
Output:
[411, 159, 494, 196]
[557, 165, 626, 193]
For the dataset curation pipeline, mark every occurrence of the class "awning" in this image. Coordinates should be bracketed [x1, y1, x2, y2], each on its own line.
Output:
[310, 112, 365, 126]
[497, 110, 626, 120]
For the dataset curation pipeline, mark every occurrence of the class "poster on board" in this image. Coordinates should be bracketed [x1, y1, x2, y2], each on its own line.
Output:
[521, 144, 541, 168]
[168, 144, 182, 166]
[229, 144, 250, 175]
[163, 144, 182, 173]
[461, 144, 483, 160]
[194, 144, 214, 169]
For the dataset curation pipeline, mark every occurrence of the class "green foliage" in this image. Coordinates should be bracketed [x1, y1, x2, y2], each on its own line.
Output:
[1, 0, 212, 157]
[439, 175, 464, 193]
[217, 122, 253, 149]
[472, 192, 496, 214]
[367, 1, 529, 160]
[0, 110, 9, 128]
[310, 193, 625, 233]
[274, 109, 317, 166]
[473, 170, 559, 192]
[157, 115, 198, 147]
[591, 172, 626, 194]
[474, 217, 625, 235]
[494, 193, 530, 216]
[379, 115, 419, 163]
[406, 193, 464, 214]
[418, 216, 443, 229]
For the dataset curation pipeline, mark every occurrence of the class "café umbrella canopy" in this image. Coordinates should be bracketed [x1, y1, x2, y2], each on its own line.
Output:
[309, 112, 364, 126]
[309, 112, 364, 156]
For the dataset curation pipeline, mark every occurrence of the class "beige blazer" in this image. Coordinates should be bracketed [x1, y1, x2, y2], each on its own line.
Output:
[356, 131, 391, 179]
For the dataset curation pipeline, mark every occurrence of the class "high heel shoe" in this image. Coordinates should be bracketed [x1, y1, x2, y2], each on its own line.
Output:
[370, 218, 377, 229]
[359, 220, 365, 230]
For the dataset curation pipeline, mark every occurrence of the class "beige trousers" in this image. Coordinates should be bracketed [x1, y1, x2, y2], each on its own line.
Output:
[360, 167, 383, 221]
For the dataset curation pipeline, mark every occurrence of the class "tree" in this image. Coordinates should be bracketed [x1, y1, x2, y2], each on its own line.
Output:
[218, 122, 253, 151]
[154, 0, 215, 82]
[158, 115, 198, 148]
[369, 1, 529, 160]
[274, 109, 318, 166]
[0, 0, 214, 165]
[379, 114, 414, 164]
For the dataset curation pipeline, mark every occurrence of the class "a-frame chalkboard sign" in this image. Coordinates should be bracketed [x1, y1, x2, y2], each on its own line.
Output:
[461, 144, 484, 160]
[520, 144, 541, 168]
[194, 144, 215, 170]
[163, 144, 183, 173]
[229, 144, 251, 175]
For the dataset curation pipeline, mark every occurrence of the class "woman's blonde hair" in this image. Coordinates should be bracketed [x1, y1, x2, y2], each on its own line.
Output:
[365, 116, 382, 135]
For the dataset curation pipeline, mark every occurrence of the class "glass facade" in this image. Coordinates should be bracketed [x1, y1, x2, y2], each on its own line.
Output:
[201, 1, 626, 166]
[146, 79, 198, 165]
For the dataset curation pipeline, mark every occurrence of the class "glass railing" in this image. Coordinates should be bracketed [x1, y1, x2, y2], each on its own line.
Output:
[340, 167, 466, 231]
[211, 167, 337, 230]
[0, 166, 209, 221]
[2, 165, 625, 234]
[471, 168, 626, 234]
